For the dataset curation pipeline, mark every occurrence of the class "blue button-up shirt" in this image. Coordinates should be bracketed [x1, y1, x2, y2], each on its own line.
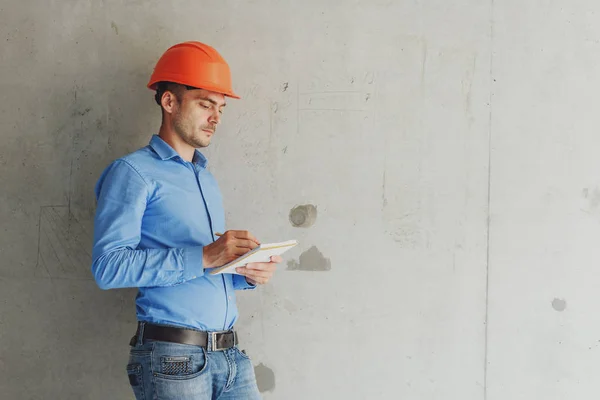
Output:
[91, 135, 255, 331]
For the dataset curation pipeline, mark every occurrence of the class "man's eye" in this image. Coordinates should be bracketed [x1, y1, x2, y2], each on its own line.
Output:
[200, 103, 210, 109]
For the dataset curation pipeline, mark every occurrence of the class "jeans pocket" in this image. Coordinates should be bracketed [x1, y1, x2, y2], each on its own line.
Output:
[126, 363, 145, 400]
[234, 347, 251, 360]
[153, 346, 209, 381]
[153, 347, 211, 399]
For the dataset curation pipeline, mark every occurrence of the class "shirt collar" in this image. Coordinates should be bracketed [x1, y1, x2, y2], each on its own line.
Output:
[149, 135, 207, 168]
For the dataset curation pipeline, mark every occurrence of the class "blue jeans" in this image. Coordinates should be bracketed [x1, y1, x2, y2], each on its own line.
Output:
[126, 327, 261, 399]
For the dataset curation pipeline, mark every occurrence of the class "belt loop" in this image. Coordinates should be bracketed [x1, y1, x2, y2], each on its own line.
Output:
[137, 322, 146, 346]
[207, 331, 215, 352]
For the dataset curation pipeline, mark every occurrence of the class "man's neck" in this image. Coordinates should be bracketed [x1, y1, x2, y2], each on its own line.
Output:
[158, 126, 195, 162]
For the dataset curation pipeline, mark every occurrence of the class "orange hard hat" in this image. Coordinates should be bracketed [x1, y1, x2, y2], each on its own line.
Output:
[147, 41, 240, 99]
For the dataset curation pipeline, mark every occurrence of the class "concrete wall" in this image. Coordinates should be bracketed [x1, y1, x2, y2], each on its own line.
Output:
[1, 1, 598, 399]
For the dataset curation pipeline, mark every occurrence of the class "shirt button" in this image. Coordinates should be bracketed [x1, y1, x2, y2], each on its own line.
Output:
[228, 296, 232, 300]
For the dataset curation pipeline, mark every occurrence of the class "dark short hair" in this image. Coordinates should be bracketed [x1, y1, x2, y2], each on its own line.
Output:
[154, 82, 197, 106]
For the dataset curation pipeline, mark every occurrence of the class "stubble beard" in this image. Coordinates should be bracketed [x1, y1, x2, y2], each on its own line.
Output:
[173, 113, 214, 149]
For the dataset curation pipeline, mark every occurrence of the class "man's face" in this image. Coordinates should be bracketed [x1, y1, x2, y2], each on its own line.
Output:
[171, 88, 226, 148]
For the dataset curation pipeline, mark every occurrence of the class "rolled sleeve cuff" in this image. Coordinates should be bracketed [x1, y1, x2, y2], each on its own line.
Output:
[233, 274, 257, 290]
[182, 246, 205, 282]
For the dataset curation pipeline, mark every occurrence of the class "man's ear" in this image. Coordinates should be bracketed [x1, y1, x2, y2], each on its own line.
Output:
[161, 91, 176, 115]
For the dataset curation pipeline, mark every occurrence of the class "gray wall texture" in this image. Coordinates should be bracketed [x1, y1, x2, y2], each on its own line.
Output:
[1, 1, 599, 399]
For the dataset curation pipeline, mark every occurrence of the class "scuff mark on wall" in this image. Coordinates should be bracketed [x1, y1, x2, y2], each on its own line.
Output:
[71, 107, 92, 117]
[36, 205, 92, 279]
[552, 298, 567, 312]
[287, 246, 331, 271]
[289, 204, 317, 228]
[384, 211, 426, 248]
[582, 187, 600, 210]
[463, 54, 477, 126]
[282, 298, 298, 313]
[255, 363, 276, 393]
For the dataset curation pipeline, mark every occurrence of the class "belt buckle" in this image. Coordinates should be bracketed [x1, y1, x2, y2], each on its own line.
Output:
[209, 332, 219, 351]
[210, 331, 227, 351]
[210, 330, 234, 351]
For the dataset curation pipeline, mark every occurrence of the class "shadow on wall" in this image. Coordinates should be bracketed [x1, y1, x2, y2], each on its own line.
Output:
[31, 34, 165, 360]
[0, 10, 212, 397]
[5, 57, 153, 398]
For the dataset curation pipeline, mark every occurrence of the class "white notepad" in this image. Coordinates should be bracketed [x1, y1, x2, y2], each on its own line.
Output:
[208, 240, 298, 275]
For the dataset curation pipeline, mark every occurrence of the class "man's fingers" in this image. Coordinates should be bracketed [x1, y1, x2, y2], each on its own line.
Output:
[233, 247, 250, 256]
[238, 268, 271, 278]
[234, 239, 259, 250]
[227, 230, 260, 245]
[245, 275, 267, 285]
[245, 262, 277, 272]
[236, 268, 272, 284]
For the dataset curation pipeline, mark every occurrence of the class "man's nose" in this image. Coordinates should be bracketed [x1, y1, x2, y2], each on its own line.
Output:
[208, 110, 221, 125]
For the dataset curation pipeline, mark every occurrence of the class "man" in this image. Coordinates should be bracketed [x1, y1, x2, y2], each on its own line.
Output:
[91, 41, 280, 399]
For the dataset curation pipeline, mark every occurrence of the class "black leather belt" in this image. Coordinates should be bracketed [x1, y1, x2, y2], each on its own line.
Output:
[130, 323, 238, 351]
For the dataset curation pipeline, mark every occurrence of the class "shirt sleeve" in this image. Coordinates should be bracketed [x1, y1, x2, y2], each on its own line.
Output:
[232, 274, 257, 290]
[91, 160, 204, 290]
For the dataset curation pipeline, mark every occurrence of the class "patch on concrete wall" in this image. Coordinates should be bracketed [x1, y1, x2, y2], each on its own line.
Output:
[287, 246, 331, 271]
[36, 206, 92, 279]
[552, 298, 567, 312]
[581, 187, 600, 215]
[254, 363, 276, 393]
[289, 204, 317, 228]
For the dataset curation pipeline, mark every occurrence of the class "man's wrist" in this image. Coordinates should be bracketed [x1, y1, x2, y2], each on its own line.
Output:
[202, 245, 213, 269]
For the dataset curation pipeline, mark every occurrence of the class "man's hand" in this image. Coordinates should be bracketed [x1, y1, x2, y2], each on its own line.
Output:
[202, 230, 260, 269]
[236, 256, 282, 285]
